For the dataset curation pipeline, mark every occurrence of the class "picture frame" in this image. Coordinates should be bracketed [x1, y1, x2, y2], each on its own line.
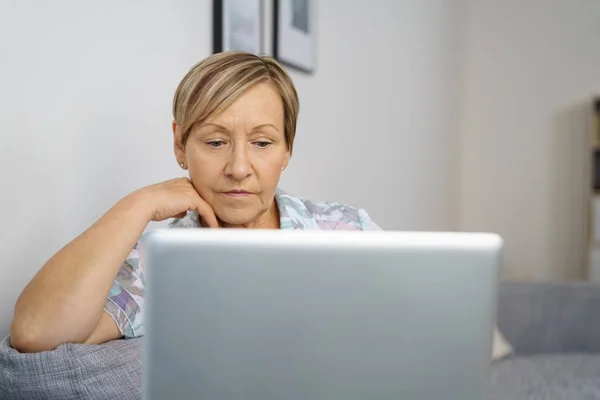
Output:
[273, 0, 316, 73]
[213, 0, 263, 55]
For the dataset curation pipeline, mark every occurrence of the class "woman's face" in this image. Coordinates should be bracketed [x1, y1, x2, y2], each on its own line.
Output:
[174, 82, 290, 228]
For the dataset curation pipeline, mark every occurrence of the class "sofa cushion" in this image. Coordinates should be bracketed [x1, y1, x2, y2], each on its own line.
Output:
[489, 353, 600, 400]
[498, 281, 600, 354]
[0, 335, 141, 400]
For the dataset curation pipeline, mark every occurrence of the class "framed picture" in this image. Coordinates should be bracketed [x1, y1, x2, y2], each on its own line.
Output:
[213, 0, 263, 55]
[273, 0, 316, 73]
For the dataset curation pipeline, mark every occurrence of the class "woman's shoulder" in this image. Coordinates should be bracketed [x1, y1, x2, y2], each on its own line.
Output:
[276, 189, 381, 231]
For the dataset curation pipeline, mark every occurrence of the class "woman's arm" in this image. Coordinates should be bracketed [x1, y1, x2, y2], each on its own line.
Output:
[10, 178, 218, 353]
[10, 191, 152, 353]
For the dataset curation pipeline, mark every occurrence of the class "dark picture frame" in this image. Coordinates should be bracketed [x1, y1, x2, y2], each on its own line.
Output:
[213, 0, 263, 55]
[273, 0, 316, 73]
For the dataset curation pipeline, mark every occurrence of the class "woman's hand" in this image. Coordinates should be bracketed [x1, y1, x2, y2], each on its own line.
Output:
[138, 178, 219, 228]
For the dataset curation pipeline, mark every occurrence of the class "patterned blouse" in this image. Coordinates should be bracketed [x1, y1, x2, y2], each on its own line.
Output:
[104, 189, 381, 338]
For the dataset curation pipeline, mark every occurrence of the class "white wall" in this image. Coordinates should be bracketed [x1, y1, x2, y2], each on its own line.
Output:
[0, 1, 464, 336]
[458, 0, 600, 281]
[278, 1, 464, 233]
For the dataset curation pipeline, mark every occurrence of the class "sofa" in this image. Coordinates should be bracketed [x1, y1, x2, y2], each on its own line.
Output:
[1, 281, 599, 399]
[490, 281, 600, 399]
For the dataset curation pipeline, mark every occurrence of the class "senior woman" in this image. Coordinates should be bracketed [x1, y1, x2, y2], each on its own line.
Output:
[10, 51, 381, 353]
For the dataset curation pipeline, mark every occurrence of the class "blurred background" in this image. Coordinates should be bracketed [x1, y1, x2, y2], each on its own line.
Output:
[0, 0, 599, 337]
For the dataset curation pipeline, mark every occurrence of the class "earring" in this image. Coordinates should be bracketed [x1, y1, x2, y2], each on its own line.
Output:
[180, 162, 185, 169]
[281, 166, 285, 171]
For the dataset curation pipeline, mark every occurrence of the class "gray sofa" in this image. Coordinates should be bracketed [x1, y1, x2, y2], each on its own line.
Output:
[490, 281, 600, 399]
[1, 281, 599, 399]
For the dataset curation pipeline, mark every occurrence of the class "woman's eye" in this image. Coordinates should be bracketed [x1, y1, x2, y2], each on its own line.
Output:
[255, 141, 272, 149]
[206, 140, 225, 148]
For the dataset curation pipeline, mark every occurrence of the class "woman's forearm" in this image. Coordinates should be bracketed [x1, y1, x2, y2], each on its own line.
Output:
[10, 191, 152, 352]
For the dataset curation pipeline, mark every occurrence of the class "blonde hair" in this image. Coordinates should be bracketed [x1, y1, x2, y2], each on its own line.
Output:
[173, 51, 299, 155]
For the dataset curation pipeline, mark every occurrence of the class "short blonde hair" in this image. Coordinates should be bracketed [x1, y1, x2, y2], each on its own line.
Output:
[173, 51, 299, 155]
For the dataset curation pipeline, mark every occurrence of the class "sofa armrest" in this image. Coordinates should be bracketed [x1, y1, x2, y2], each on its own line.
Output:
[497, 281, 600, 355]
[0, 335, 141, 399]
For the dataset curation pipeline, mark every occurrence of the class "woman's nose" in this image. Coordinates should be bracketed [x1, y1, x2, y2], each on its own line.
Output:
[225, 143, 252, 180]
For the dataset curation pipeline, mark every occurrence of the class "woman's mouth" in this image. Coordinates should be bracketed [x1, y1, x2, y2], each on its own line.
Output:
[224, 190, 252, 198]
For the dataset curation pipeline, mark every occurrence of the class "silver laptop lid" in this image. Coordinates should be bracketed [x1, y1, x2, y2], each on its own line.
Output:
[143, 229, 502, 400]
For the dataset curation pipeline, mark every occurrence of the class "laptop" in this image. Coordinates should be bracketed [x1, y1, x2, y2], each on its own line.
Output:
[142, 228, 502, 400]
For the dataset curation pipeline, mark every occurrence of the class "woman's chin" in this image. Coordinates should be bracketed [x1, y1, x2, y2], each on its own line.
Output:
[214, 206, 273, 229]
[215, 210, 261, 228]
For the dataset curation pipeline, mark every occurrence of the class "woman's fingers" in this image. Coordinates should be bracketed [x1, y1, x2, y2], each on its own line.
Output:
[176, 178, 219, 228]
[193, 198, 219, 228]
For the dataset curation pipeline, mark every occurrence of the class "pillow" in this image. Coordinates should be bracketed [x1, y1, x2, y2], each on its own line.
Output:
[492, 326, 513, 360]
[0, 335, 141, 400]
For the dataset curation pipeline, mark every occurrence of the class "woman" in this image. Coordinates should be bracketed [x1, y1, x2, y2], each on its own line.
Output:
[10, 51, 381, 353]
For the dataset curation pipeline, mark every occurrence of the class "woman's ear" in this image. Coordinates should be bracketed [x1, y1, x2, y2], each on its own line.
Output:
[282, 150, 290, 171]
[172, 121, 186, 168]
